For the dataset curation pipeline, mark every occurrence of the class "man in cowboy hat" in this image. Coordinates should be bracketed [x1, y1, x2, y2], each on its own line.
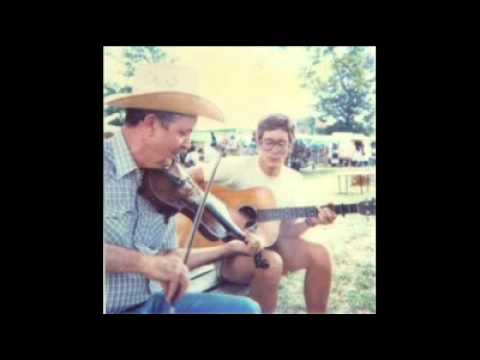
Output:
[104, 63, 262, 314]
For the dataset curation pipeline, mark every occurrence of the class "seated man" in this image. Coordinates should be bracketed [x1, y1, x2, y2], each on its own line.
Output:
[188, 114, 337, 313]
[104, 63, 261, 314]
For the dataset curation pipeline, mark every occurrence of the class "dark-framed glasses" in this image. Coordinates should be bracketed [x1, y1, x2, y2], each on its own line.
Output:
[260, 139, 289, 152]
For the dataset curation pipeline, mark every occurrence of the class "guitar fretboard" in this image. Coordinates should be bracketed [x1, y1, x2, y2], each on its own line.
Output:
[256, 203, 360, 222]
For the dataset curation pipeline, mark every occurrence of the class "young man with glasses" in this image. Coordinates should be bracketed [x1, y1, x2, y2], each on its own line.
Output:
[189, 114, 337, 314]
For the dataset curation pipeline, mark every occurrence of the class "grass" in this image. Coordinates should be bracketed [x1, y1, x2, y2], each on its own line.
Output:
[275, 169, 376, 314]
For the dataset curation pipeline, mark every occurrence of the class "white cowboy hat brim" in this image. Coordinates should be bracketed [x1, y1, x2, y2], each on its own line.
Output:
[105, 91, 224, 122]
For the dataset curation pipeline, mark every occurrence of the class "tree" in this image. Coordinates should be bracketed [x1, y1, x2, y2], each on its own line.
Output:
[296, 116, 316, 134]
[301, 46, 376, 136]
[123, 46, 169, 77]
[103, 46, 174, 125]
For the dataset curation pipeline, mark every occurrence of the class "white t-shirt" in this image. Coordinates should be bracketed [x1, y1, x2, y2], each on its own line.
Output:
[202, 155, 305, 208]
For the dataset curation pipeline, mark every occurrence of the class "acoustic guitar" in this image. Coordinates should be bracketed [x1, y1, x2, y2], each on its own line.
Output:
[176, 184, 375, 248]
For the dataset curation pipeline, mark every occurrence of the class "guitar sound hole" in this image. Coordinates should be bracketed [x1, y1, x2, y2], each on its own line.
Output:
[238, 206, 257, 228]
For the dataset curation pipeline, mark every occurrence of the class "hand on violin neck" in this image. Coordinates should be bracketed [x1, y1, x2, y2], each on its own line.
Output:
[246, 232, 266, 253]
[225, 240, 252, 256]
[226, 233, 265, 257]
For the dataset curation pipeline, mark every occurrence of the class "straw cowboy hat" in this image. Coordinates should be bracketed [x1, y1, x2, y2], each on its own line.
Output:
[105, 63, 224, 122]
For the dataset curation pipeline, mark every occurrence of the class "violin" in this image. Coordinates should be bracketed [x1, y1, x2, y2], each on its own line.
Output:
[138, 160, 269, 269]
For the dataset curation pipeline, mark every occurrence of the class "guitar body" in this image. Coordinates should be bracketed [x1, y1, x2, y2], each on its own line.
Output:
[176, 185, 277, 248]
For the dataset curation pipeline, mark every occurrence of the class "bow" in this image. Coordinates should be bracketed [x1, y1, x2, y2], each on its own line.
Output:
[183, 152, 223, 265]
[166, 155, 222, 314]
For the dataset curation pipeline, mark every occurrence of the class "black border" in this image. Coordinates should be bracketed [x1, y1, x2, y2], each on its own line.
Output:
[59, 40, 394, 324]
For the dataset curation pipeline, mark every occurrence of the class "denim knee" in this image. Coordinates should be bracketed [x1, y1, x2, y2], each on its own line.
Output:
[236, 297, 262, 314]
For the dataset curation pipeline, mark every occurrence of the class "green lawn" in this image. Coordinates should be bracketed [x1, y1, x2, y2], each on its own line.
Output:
[276, 169, 376, 314]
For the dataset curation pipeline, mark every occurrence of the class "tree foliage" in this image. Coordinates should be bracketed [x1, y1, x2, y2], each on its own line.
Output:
[104, 47, 173, 125]
[301, 46, 375, 135]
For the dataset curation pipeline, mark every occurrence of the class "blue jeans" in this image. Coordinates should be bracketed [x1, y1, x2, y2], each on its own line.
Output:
[120, 292, 262, 314]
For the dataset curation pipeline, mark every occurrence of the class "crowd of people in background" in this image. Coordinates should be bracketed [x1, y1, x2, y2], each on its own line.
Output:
[180, 132, 258, 167]
[180, 131, 375, 171]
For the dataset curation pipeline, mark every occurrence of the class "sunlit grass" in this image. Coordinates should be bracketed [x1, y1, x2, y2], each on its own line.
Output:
[276, 169, 376, 314]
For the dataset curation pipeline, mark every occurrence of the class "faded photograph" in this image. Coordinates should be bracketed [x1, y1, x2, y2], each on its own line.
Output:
[103, 46, 376, 314]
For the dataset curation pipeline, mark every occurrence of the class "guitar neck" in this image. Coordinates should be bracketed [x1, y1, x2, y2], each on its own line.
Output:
[256, 203, 361, 222]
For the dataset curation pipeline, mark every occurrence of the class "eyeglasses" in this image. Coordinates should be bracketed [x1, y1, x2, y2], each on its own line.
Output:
[260, 139, 289, 152]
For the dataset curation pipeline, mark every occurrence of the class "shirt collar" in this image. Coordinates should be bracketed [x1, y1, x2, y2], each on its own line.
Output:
[112, 130, 139, 179]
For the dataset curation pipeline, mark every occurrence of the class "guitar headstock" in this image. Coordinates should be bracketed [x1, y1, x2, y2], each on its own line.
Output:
[358, 198, 376, 216]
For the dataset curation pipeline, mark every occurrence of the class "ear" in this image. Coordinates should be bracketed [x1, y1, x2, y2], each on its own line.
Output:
[287, 140, 294, 156]
[142, 114, 158, 136]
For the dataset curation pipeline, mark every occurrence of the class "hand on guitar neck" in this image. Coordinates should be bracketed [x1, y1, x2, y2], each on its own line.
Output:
[305, 206, 337, 227]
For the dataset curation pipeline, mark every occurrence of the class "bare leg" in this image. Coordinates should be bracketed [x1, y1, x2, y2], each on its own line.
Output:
[221, 250, 284, 314]
[274, 237, 332, 314]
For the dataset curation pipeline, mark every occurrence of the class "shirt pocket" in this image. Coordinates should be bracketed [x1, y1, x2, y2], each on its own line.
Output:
[132, 203, 179, 253]
[104, 206, 139, 247]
